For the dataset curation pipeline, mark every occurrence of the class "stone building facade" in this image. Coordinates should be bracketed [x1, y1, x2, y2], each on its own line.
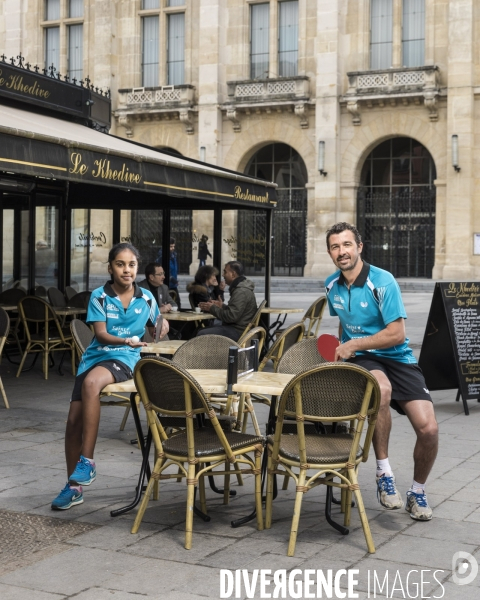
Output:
[1, 0, 479, 279]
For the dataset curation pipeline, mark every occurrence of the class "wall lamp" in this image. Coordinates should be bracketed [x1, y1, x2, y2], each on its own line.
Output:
[200, 146, 206, 162]
[318, 141, 327, 176]
[452, 135, 460, 172]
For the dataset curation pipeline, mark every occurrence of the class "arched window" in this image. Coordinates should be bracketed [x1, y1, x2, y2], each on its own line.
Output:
[240, 143, 308, 276]
[357, 137, 436, 277]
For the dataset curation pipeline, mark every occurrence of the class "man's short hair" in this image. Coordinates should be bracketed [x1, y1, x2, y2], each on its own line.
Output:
[326, 222, 362, 249]
[170, 237, 175, 245]
[225, 260, 244, 277]
[145, 262, 162, 280]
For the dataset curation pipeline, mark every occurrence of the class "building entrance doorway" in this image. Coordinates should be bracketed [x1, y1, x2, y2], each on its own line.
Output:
[357, 137, 436, 278]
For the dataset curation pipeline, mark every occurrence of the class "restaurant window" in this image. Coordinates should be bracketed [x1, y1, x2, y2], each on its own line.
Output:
[402, 0, 425, 67]
[45, 0, 60, 20]
[140, 1, 187, 88]
[278, 1, 298, 77]
[43, 0, 84, 77]
[250, 3, 270, 79]
[370, 0, 393, 69]
[45, 27, 60, 72]
[68, 24, 83, 81]
[167, 13, 185, 85]
[70, 209, 113, 292]
[142, 16, 159, 87]
[2, 209, 14, 291]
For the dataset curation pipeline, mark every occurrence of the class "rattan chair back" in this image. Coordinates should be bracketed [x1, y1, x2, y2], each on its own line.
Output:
[132, 357, 265, 547]
[0, 288, 26, 305]
[169, 289, 179, 304]
[172, 334, 240, 370]
[70, 319, 94, 358]
[277, 338, 325, 374]
[16, 296, 75, 379]
[65, 286, 77, 301]
[48, 287, 67, 308]
[259, 321, 305, 372]
[68, 291, 91, 309]
[34, 285, 47, 298]
[0, 307, 10, 408]
[238, 326, 266, 356]
[188, 293, 196, 310]
[266, 363, 381, 555]
[302, 296, 327, 338]
[240, 299, 267, 338]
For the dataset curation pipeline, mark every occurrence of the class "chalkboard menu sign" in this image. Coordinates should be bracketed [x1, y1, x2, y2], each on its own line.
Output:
[419, 282, 480, 415]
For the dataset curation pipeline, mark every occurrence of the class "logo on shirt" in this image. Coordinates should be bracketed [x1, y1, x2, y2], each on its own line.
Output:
[360, 302, 368, 308]
[333, 303, 344, 310]
[106, 303, 119, 312]
[112, 326, 130, 335]
[106, 313, 119, 319]
[135, 308, 142, 314]
[423, 387, 429, 394]
[334, 295, 345, 304]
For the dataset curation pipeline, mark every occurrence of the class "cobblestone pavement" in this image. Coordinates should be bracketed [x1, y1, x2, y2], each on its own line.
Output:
[0, 292, 479, 599]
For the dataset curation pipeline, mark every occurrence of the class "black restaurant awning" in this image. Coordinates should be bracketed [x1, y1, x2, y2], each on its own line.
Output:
[0, 104, 277, 208]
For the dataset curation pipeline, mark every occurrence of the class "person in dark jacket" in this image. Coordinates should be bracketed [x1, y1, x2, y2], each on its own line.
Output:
[137, 263, 177, 313]
[198, 235, 212, 267]
[186, 265, 225, 307]
[197, 261, 257, 341]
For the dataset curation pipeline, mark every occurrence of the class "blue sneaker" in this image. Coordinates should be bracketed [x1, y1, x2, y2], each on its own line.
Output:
[51, 483, 83, 510]
[376, 474, 404, 509]
[406, 490, 433, 521]
[69, 456, 96, 486]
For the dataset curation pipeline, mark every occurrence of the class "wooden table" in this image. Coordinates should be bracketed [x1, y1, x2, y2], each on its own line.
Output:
[54, 307, 87, 317]
[260, 307, 304, 346]
[140, 340, 186, 355]
[162, 310, 215, 339]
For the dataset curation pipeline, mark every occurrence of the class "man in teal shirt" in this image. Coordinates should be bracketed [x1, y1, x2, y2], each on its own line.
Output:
[325, 222, 438, 521]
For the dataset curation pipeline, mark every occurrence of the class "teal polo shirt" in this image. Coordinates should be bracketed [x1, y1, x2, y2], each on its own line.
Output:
[78, 281, 159, 375]
[325, 261, 416, 364]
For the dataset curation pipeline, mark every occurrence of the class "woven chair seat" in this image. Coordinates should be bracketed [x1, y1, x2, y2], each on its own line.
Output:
[30, 332, 71, 343]
[163, 428, 264, 458]
[267, 433, 363, 464]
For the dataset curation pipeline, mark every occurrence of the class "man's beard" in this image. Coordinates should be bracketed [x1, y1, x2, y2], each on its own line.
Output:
[337, 254, 360, 272]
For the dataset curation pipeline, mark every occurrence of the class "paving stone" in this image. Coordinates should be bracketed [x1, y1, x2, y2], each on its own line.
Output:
[0, 583, 66, 599]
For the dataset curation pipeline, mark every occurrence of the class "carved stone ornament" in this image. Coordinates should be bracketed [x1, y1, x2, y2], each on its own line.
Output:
[118, 115, 133, 138]
[423, 92, 438, 122]
[179, 109, 194, 134]
[226, 107, 241, 132]
[347, 100, 361, 125]
[294, 103, 309, 128]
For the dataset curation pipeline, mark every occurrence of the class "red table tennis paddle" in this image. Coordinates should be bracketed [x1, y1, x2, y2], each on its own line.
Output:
[317, 334, 340, 362]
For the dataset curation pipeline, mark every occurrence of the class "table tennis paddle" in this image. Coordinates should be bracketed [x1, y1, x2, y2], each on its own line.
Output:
[317, 333, 340, 362]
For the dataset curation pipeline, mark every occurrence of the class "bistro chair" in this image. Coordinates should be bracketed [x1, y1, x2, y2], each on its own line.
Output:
[302, 296, 327, 339]
[131, 357, 265, 548]
[70, 319, 134, 431]
[265, 363, 381, 556]
[188, 293, 196, 310]
[16, 297, 75, 380]
[48, 287, 67, 308]
[65, 286, 77, 301]
[259, 321, 305, 372]
[0, 287, 26, 354]
[238, 326, 266, 358]
[240, 299, 267, 339]
[34, 285, 48, 299]
[0, 307, 10, 408]
[277, 337, 326, 375]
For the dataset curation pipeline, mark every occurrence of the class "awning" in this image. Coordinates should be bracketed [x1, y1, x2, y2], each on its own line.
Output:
[0, 104, 276, 208]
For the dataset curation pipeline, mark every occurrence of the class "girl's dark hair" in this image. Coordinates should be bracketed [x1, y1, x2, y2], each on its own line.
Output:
[194, 265, 219, 285]
[108, 243, 141, 264]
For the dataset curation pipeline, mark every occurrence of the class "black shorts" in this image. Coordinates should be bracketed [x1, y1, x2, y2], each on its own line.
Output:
[71, 360, 133, 402]
[347, 354, 432, 416]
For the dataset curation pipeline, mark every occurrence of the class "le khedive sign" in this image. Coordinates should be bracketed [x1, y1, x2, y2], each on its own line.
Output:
[0, 132, 276, 208]
[418, 282, 480, 415]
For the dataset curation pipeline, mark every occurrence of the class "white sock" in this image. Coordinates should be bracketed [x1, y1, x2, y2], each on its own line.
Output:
[410, 479, 425, 493]
[69, 484, 82, 492]
[376, 458, 392, 477]
[84, 457, 95, 465]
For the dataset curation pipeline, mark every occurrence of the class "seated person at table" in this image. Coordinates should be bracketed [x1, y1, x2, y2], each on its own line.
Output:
[51, 243, 169, 511]
[137, 262, 177, 314]
[186, 265, 225, 307]
[197, 261, 257, 342]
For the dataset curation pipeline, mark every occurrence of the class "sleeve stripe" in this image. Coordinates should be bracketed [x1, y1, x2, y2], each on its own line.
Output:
[93, 297, 106, 316]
